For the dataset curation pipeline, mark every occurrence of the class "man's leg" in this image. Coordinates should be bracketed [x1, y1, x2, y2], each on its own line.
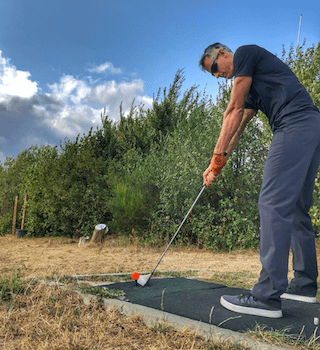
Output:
[221, 129, 293, 318]
[283, 143, 320, 301]
[221, 112, 320, 317]
[252, 115, 320, 303]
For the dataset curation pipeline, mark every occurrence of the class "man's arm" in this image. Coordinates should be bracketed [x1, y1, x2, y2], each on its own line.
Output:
[225, 108, 256, 156]
[213, 76, 253, 155]
[203, 75, 253, 186]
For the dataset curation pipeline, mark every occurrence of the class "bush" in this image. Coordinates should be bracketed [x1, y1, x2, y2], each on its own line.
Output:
[130, 74, 266, 250]
[0, 149, 37, 235]
[21, 141, 112, 237]
[109, 181, 148, 235]
[196, 203, 259, 251]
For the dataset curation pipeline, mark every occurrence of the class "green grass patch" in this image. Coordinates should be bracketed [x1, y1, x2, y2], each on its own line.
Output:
[0, 264, 26, 301]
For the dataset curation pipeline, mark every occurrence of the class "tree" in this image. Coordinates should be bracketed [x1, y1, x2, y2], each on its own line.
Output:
[20, 141, 112, 237]
[0, 148, 37, 234]
[283, 40, 320, 109]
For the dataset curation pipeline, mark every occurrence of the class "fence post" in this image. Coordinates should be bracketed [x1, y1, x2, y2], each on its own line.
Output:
[21, 190, 27, 229]
[12, 195, 18, 235]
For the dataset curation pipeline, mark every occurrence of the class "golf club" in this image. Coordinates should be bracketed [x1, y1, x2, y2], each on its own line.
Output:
[136, 185, 206, 286]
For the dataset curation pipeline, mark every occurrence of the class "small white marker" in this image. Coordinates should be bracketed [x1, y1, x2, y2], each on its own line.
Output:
[314, 317, 319, 326]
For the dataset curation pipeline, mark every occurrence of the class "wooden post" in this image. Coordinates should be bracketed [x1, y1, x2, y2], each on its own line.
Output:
[21, 190, 27, 229]
[91, 224, 108, 243]
[12, 196, 18, 235]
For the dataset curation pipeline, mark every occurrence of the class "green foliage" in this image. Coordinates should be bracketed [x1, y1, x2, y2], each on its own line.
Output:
[194, 203, 259, 251]
[19, 145, 59, 236]
[109, 181, 147, 235]
[21, 140, 112, 237]
[283, 40, 320, 110]
[140, 76, 266, 249]
[117, 103, 152, 156]
[0, 149, 36, 235]
[89, 111, 119, 161]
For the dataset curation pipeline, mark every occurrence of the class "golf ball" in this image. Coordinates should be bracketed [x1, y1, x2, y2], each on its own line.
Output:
[132, 272, 140, 280]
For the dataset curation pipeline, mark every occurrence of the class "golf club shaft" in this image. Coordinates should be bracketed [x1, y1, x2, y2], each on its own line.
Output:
[150, 185, 206, 276]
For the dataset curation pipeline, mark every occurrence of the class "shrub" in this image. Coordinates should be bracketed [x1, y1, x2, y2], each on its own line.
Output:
[21, 141, 112, 237]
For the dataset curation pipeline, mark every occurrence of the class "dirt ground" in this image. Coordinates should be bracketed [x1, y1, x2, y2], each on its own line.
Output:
[2, 234, 315, 281]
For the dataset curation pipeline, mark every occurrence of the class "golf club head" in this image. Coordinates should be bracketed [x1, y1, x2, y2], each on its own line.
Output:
[136, 273, 151, 286]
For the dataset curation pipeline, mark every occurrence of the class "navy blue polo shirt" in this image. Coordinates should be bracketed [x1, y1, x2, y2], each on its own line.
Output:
[233, 45, 318, 131]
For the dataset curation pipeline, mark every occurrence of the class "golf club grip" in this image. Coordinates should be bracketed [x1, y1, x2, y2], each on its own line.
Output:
[151, 185, 206, 275]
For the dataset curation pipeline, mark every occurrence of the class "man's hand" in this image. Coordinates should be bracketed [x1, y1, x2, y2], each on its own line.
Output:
[210, 153, 226, 176]
[203, 153, 226, 187]
[203, 166, 219, 187]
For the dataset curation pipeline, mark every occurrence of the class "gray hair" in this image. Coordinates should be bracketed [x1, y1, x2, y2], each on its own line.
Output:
[199, 42, 233, 71]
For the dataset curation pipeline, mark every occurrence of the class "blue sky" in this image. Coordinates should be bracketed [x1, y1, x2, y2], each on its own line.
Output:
[0, 0, 319, 164]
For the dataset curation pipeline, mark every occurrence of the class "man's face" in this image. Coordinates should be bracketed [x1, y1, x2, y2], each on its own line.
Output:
[203, 50, 234, 79]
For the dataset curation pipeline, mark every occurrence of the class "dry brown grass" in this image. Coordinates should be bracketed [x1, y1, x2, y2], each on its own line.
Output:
[0, 235, 256, 349]
[0, 235, 263, 279]
[2, 234, 320, 349]
[0, 278, 248, 349]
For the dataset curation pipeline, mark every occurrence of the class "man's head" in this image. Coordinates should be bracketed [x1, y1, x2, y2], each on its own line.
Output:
[199, 43, 234, 79]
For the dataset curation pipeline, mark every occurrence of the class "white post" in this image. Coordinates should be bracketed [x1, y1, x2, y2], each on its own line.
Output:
[296, 14, 302, 53]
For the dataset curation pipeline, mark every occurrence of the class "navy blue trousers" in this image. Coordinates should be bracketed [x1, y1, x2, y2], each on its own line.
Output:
[252, 111, 320, 303]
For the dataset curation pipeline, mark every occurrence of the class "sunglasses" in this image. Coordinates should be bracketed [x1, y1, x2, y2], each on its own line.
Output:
[210, 53, 219, 75]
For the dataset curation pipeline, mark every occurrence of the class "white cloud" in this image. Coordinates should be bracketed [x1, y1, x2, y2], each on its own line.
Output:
[48, 75, 91, 104]
[44, 104, 102, 138]
[44, 77, 153, 137]
[85, 78, 153, 119]
[88, 62, 122, 74]
[0, 51, 153, 160]
[87, 79, 144, 104]
[0, 50, 38, 100]
[135, 95, 153, 107]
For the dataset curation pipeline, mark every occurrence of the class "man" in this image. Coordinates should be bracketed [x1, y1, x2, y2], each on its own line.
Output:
[199, 43, 320, 318]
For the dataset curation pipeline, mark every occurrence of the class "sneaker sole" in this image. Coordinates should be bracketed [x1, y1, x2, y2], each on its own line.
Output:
[220, 296, 283, 318]
[281, 293, 317, 303]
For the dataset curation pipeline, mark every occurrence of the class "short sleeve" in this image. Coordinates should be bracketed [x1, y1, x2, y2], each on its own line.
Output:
[233, 46, 258, 78]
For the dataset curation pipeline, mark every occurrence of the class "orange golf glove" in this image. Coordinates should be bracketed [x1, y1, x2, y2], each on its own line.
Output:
[210, 153, 226, 176]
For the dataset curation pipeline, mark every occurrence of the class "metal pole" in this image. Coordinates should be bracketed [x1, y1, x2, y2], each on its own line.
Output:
[296, 14, 302, 54]
[150, 185, 206, 275]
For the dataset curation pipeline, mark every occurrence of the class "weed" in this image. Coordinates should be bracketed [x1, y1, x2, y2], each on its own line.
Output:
[151, 322, 171, 335]
[160, 288, 166, 311]
[246, 324, 320, 349]
[0, 264, 26, 301]
[79, 284, 125, 300]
